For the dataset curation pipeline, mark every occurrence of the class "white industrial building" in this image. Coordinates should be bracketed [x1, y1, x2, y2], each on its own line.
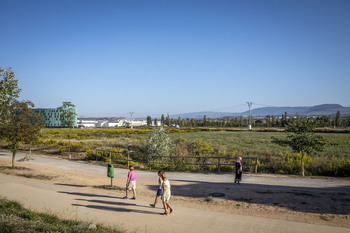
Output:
[77, 120, 98, 127]
[77, 119, 147, 128]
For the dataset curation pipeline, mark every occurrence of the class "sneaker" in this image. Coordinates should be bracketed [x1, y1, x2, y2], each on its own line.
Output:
[150, 204, 155, 208]
[169, 209, 173, 214]
[131, 197, 136, 200]
[122, 196, 128, 199]
[162, 212, 168, 216]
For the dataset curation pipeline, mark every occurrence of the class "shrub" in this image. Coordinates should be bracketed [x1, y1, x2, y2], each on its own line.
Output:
[70, 142, 84, 152]
[58, 146, 66, 154]
[147, 127, 172, 162]
[20, 211, 37, 220]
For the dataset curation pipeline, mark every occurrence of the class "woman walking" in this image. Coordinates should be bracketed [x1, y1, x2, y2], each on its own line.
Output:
[123, 166, 136, 199]
[235, 157, 242, 184]
[161, 173, 173, 215]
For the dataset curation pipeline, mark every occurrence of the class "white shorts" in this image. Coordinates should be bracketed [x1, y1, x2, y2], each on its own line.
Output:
[163, 193, 171, 202]
[127, 180, 136, 190]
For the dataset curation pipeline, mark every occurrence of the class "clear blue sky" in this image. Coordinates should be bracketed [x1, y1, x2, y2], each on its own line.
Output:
[1, 0, 349, 118]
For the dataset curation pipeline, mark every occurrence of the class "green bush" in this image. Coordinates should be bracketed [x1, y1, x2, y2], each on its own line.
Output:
[20, 211, 37, 220]
[308, 157, 350, 177]
[70, 142, 84, 152]
[0, 198, 124, 233]
[57, 141, 67, 146]
[58, 146, 66, 154]
[219, 165, 234, 172]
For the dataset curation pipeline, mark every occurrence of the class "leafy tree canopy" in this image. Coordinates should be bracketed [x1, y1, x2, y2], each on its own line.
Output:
[0, 100, 45, 167]
[58, 101, 77, 128]
[271, 121, 329, 176]
[0, 67, 22, 126]
[0, 67, 21, 104]
[272, 121, 328, 155]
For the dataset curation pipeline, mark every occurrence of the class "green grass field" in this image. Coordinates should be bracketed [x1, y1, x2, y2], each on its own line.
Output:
[169, 130, 350, 158]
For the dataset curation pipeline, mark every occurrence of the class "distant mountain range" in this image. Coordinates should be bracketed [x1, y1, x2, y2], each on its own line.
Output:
[170, 104, 350, 119]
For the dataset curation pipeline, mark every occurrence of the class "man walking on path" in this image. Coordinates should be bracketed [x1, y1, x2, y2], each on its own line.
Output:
[150, 170, 164, 207]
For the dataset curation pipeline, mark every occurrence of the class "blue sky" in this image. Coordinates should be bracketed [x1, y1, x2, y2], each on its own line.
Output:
[1, 0, 349, 118]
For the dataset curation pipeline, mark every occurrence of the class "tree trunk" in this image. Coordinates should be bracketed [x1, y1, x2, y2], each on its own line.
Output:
[301, 152, 305, 177]
[12, 147, 17, 168]
[68, 128, 71, 160]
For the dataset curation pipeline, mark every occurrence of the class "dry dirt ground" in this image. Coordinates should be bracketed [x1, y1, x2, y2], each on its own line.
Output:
[0, 151, 349, 231]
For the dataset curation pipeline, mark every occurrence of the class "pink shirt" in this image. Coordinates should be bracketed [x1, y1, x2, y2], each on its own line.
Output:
[129, 170, 135, 181]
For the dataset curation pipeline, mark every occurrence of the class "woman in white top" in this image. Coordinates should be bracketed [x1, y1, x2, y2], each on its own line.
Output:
[161, 173, 173, 215]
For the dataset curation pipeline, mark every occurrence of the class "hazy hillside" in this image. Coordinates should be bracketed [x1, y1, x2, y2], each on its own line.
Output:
[303, 104, 350, 116]
[170, 104, 350, 119]
[171, 111, 234, 119]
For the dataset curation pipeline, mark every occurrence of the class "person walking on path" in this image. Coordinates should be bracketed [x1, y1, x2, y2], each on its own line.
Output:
[123, 166, 136, 199]
[235, 157, 243, 184]
[161, 173, 173, 215]
[150, 170, 164, 208]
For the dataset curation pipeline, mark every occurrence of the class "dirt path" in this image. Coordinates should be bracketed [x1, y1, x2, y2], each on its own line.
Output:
[0, 151, 349, 233]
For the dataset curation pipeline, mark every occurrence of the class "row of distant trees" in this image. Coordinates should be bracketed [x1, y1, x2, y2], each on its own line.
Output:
[146, 111, 349, 128]
[0, 67, 76, 167]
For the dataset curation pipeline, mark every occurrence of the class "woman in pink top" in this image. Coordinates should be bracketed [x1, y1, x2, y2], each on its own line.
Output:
[123, 166, 136, 200]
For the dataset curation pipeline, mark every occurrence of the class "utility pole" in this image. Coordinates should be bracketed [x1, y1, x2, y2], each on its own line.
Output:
[129, 112, 134, 129]
[247, 102, 253, 130]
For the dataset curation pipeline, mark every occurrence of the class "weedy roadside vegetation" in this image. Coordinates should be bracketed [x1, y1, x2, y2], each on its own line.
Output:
[0, 197, 124, 233]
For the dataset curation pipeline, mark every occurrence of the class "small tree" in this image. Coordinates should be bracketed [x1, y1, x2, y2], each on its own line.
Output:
[271, 121, 328, 176]
[0, 100, 45, 168]
[335, 110, 342, 127]
[177, 116, 182, 126]
[161, 114, 165, 126]
[0, 67, 22, 126]
[58, 101, 77, 159]
[146, 116, 152, 126]
[239, 116, 243, 127]
[147, 127, 172, 167]
[23, 113, 45, 156]
[0, 67, 21, 102]
[203, 115, 207, 126]
[166, 114, 170, 126]
[266, 115, 271, 127]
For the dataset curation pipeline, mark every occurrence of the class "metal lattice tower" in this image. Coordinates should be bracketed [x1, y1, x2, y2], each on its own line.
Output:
[247, 102, 253, 130]
[129, 112, 134, 129]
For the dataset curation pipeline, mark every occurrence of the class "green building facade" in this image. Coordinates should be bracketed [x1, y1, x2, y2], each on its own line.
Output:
[33, 108, 77, 128]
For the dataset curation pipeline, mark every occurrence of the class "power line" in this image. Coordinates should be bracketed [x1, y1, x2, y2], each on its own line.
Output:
[253, 103, 275, 107]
